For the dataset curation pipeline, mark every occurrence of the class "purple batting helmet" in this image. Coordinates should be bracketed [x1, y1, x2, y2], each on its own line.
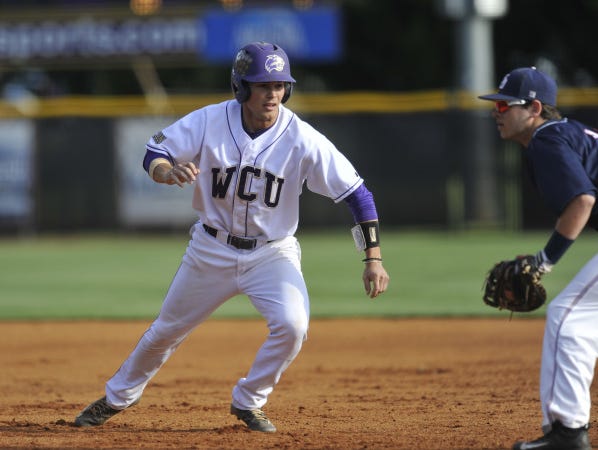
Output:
[231, 42, 296, 104]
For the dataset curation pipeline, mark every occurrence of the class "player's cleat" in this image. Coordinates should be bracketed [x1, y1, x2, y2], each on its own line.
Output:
[230, 404, 277, 433]
[74, 396, 139, 427]
[512, 421, 591, 450]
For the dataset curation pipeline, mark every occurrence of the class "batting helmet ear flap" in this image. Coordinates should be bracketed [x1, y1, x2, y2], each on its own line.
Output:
[282, 82, 293, 104]
[232, 78, 251, 103]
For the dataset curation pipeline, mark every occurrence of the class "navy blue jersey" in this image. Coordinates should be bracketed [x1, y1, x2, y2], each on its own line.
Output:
[526, 118, 598, 223]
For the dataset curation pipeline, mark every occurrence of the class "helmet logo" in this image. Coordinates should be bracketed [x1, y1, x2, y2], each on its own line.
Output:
[264, 54, 286, 73]
[498, 74, 509, 89]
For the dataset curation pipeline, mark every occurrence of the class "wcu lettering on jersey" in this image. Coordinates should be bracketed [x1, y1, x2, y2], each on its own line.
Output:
[211, 165, 284, 207]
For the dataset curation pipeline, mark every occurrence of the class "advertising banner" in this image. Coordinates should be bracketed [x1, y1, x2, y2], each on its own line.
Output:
[0, 16, 200, 64]
[0, 6, 341, 66]
[201, 6, 341, 62]
[0, 120, 34, 226]
[115, 117, 197, 228]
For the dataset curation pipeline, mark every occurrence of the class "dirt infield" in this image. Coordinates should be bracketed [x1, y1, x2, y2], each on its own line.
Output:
[2, 318, 597, 449]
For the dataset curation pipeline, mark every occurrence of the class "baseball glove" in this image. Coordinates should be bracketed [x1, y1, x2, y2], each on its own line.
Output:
[483, 255, 547, 313]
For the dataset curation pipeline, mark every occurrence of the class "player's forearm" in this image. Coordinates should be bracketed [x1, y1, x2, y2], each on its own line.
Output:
[363, 246, 382, 263]
[555, 194, 595, 240]
[538, 194, 595, 267]
[345, 185, 383, 262]
[350, 219, 383, 264]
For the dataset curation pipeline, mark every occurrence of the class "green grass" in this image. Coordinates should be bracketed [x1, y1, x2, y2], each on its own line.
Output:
[0, 229, 596, 320]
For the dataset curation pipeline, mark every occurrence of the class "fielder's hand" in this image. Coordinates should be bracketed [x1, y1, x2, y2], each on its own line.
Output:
[482, 254, 547, 313]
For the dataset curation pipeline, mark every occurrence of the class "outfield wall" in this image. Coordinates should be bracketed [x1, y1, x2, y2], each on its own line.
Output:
[1, 90, 597, 232]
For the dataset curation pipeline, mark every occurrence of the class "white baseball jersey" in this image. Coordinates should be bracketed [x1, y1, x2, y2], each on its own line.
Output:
[146, 99, 363, 240]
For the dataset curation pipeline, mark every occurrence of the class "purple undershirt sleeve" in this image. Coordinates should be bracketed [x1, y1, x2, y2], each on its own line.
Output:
[344, 184, 378, 223]
[142, 149, 174, 173]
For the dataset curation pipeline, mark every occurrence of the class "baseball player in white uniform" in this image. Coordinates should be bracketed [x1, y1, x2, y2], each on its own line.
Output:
[74, 42, 389, 432]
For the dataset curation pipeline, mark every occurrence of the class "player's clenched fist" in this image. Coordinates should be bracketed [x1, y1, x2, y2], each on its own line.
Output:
[151, 160, 199, 187]
[166, 162, 199, 187]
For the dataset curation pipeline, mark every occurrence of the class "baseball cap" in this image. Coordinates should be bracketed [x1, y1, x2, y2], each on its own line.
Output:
[478, 67, 557, 106]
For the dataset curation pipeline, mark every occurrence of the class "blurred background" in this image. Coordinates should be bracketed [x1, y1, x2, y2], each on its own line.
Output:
[1, 0, 597, 234]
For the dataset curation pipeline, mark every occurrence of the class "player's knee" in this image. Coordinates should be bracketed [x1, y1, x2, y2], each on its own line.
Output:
[144, 323, 188, 350]
[272, 316, 308, 343]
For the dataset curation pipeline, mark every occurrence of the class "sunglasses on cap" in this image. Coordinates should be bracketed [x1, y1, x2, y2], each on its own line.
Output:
[495, 99, 529, 113]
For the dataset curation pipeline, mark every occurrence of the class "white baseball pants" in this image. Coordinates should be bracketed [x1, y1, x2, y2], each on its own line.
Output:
[105, 223, 309, 411]
[540, 253, 598, 430]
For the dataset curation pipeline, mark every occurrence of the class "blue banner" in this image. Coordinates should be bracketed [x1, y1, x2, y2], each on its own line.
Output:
[201, 6, 342, 63]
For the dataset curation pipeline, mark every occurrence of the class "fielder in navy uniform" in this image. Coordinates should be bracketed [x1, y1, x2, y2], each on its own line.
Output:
[479, 67, 598, 450]
[73, 42, 389, 432]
